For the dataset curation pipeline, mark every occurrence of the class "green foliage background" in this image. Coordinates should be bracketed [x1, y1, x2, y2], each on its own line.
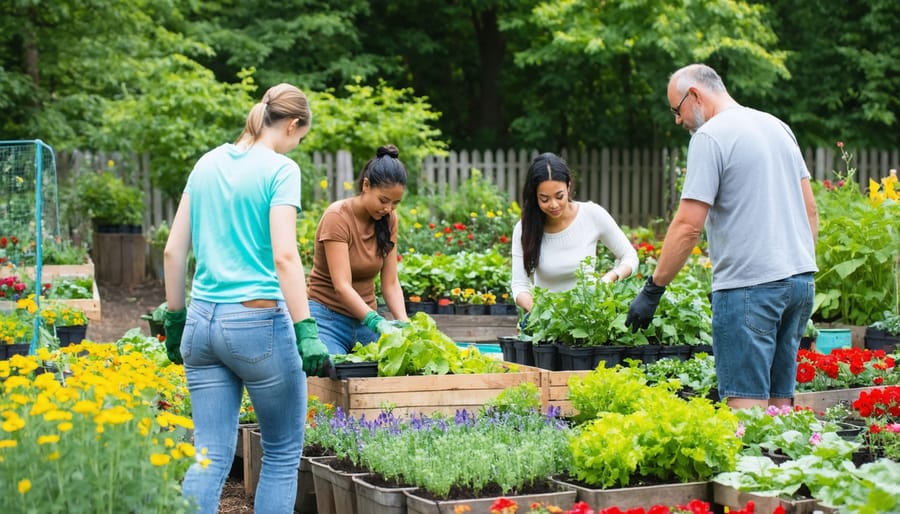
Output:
[0, 0, 897, 199]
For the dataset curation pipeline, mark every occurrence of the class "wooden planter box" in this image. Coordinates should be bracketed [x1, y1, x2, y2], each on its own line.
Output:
[92, 232, 147, 287]
[712, 481, 836, 514]
[793, 386, 882, 413]
[541, 370, 592, 417]
[3, 262, 102, 321]
[307, 364, 544, 418]
[552, 478, 711, 511]
[244, 428, 263, 496]
[429, 314, 517, 342]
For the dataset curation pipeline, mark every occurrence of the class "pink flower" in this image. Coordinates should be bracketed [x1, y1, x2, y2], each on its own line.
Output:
[809, 432, 822, 446]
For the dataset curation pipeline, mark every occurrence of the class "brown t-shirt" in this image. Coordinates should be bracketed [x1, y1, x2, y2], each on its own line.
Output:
[307, 198, 398, 317]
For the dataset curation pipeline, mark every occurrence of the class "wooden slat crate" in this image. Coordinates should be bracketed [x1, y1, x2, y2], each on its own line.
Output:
[793, 385, 881, 413]
[307, 364, 544, 418]
[712, 481, 836, 514]
[542, 370, 592, 416]
[3, 262, 102, 321]
[429, 314, 518, 343]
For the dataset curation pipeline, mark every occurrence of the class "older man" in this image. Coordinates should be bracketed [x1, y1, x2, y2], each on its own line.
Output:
[626, 63, 819, 410]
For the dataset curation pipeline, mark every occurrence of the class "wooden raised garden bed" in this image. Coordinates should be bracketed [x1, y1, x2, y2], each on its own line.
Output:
[2, 261, 102, 321]
[307, 364, 544, 418]
[792, 385, 882, 413]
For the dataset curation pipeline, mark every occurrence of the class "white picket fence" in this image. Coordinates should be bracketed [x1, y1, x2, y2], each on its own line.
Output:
[58, 146, 900, 232]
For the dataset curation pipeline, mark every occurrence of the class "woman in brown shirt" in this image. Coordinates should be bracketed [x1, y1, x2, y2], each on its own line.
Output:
[307, 144, 410, 354]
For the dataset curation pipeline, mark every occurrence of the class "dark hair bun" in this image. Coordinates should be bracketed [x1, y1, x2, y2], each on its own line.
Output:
[376, 144, 400, 159]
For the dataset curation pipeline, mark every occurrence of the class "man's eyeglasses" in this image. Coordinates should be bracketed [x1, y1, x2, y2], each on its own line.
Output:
[670, 90, 690, 117]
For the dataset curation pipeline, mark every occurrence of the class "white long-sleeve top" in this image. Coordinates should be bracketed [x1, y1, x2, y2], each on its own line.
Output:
[510, 201, 639, 300]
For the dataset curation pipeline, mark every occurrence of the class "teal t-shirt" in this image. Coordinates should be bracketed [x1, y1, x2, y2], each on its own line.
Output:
[186, 143, 302, 302]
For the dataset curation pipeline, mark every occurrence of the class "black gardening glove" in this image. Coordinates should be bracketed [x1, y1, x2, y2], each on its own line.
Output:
[164, 308, 187, 364]
[625, 276, 667, 332]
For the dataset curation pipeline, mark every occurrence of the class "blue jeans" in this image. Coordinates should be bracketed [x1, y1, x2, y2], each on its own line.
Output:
[180, 300, 306, 514]
[711, 273, 814, 400]
[309, 300, 380, 354]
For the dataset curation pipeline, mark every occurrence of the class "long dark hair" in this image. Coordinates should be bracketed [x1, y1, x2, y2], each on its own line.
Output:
[520, 152, 573, 275]
[357, 144, 408, 257]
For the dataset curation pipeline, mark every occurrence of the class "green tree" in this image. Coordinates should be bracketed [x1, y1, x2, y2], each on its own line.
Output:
[186, 0, 381, 91]
[501, 0, 789, 149]
[761, 0, 900, 148]
[305, 79, 447, 192]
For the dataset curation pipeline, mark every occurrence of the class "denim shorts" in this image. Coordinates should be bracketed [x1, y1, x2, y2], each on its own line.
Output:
[711, 273, 814, 400]
[309, 300, 379, 355]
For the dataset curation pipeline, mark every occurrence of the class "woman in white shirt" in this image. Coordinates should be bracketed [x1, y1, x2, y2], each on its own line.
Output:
[511, 152, 639, 312]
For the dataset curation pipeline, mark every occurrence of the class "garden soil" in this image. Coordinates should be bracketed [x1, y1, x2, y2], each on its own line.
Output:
[88, 279, 254, 513]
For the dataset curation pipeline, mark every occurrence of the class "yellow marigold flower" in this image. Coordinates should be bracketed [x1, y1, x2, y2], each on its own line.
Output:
[178, 442, 196, 457]
[319, 179, 328, 190]
[434, 232, 442, 238]
[486, 211, 495, 218]
[343, 181, 353, 191]
[107, 159, 115, 168]
[408, 248, 415, 253]
[0, 439, 17, 448]
[3, 375, 31, 392]
[138, 417, 152, 436]
[410, 208, 418, 215]
[44, 409, 72, 421]
[200, 457, 212, 469]
[48, 451, 60, 461]
[36, 348, 52, 360]
[94, 405, 134, 425]
[165, 437, 175, 448]
[0, 361, 9, 378]
[2, 413, 25, 433]
[691, 246, 702, 256]
[37, 434, 60, 445]
[18, 479, 31, 494]
[469, 211, 478, 218]
[58, 422, 73, 432]
[73, 400, 99, 415]
[170, 449, 183, 460]
[9, 394, 28, 405]
[414, 222, 422, 229]
[150, 453, 171, 466]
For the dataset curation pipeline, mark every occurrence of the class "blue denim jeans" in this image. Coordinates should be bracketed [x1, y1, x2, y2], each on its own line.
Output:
[180, 300, 306, 514]
[711, 273, 814, 400]
[309, 299, 380, 354]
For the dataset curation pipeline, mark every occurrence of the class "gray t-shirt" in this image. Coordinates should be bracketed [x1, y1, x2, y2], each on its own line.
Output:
[681, 106, 817, 291]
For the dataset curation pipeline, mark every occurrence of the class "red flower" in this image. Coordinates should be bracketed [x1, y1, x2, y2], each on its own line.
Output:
[0, 237, 6, 248]
[874, 376, 884, 385]
[9, 236, 17, 245]
[444, 226, 452, 234]
[428, 223, 436, 230]
[438, 298, 451, 306]
[396, 254, 403, 262]
[837, 141, 844, 148]
[823, 179, 834, 190]
[500, 235, 508, 244]
[796, 362, 816, 383]
[467, 233, 474, 240]
[489, 497, 516, 513]
[453, 222, 467, 231]
[568, 502, 595, 514]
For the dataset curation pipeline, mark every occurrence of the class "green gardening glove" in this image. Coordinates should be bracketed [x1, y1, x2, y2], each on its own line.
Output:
[363, 311, 405, 334]
[164, 308, 186, 365]
[294, 318, 330, 377]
